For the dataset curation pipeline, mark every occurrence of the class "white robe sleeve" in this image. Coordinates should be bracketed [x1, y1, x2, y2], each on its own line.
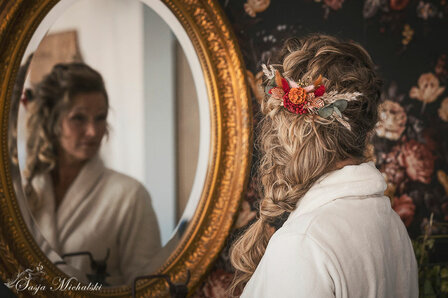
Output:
[241, 232, 336, 298]
[117, 185, 162, 284]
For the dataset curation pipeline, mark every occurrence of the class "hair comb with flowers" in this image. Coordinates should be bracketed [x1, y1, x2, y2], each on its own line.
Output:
[262, 64, 362, 130]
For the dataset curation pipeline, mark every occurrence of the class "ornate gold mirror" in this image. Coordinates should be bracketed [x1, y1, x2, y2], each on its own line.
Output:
[0, 0, 251, 296]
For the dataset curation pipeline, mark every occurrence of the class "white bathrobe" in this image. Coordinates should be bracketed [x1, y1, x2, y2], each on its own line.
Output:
[30, 156, 161, 285]
[242, 162, 418, 298]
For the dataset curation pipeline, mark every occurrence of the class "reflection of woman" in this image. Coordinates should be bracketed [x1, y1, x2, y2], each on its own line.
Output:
[230, 35, 418, 297]
[24, 63, 161, 285]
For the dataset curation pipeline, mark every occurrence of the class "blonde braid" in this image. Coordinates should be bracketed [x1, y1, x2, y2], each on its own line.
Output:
[229, 34, 382, 295]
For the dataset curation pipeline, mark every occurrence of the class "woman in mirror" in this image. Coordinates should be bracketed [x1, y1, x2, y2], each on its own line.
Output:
[230, 34, 418, 297]
[23, 62, 161, 286]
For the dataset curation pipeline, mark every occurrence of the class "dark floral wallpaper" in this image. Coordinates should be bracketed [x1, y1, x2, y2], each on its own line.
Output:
[194, 0, 448, 297]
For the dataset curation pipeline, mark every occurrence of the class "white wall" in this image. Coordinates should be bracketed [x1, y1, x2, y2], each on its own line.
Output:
[48, 0, 146, 183]
[143, 6, 176, 244]
[33, 0, 177, 244]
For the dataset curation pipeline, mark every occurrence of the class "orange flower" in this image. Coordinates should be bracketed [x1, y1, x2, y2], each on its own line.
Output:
[288, 87, 307, 104]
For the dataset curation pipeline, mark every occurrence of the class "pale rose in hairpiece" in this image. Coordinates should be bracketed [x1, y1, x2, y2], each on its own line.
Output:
[270, 87, 285, 100]
[286, 78, 300, 89]
[303, 85, 315, 92]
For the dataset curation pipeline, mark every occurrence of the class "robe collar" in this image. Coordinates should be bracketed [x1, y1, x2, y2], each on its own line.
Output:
[288, 161, 387, 221]
[31, 155, 105, 252]
[57, 155, 105, 220]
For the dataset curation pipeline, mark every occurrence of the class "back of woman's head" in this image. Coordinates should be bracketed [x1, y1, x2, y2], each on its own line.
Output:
[24, 62, 107, 195]
[229, 34, 382, 294]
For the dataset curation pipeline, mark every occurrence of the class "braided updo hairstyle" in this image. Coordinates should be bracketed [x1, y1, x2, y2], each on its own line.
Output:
[229, 34, 382, 294]
[24, 62, 108, 210]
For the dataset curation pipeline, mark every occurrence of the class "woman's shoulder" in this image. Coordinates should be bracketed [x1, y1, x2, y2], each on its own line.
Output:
[101, 168, 149, 197]
[277, 194, 408, 255]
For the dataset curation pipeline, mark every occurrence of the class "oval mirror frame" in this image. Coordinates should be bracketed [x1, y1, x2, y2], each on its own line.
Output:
[0, 0, 252, 296]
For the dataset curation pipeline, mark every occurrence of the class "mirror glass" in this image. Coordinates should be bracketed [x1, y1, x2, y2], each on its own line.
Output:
[8, 0, 210, 287]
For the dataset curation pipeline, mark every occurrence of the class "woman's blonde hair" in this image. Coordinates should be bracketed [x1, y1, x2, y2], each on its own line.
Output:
[24, 62, 108, 210]
[229, 34, 382, 294]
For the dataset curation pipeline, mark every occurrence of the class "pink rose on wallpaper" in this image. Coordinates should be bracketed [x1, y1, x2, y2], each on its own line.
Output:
[435, 54, 447, 78]
[417, 1, 437, 20]
[397, 139, 436, 184]
[382, 145, 406, 186]
[202, 269, 235, 298]
[324, 0, 345, 10]
[392, 194, 416, 227]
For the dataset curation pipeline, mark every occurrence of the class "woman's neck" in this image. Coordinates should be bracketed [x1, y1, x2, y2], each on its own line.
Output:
[51, 154, 88, 209]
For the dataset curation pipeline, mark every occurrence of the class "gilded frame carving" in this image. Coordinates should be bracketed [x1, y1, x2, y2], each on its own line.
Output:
[0, 0, 251, 296]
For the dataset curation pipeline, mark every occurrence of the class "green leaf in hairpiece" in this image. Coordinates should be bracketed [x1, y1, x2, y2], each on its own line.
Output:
[333, 106, 342, 118]
[265, 78, 276, 95]
[318, 99, 348, 118]
[333, 99, 348, 111]
[318, 105, 334, 118]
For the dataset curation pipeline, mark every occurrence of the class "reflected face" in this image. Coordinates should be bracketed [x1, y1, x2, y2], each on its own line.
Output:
[58, 92, 108, 163]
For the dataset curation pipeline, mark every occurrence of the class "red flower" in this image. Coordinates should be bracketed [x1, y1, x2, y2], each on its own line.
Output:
[392, 194, 416, 227]
[202, 269, 236, 297]
[283, 95, 308, 114]
[281, 78, 290, 93]
[390, 0, 410, 10]
[314, 85, 326, 97]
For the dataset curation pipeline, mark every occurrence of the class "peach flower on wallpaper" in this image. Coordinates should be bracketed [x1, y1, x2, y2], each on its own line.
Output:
[364, 143, 376, 162]
[324, 0, 345, 10]
[234, 201, 257, 229]
[392, 194, 416, 227]
[375, 100, 407, 140]
[438, 170, 448, 221]
[438, 170, 448, 196]
[409, 73, 445, 107]
[438, 97, 448, 122]
[202, 269, 235, 297]
[244, 0, 271, 17]
[397, 139, 436, 184]
[246, 70, 265, 104]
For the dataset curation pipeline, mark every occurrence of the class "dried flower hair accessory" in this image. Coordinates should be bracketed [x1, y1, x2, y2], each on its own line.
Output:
[261, 64, 362, 130]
